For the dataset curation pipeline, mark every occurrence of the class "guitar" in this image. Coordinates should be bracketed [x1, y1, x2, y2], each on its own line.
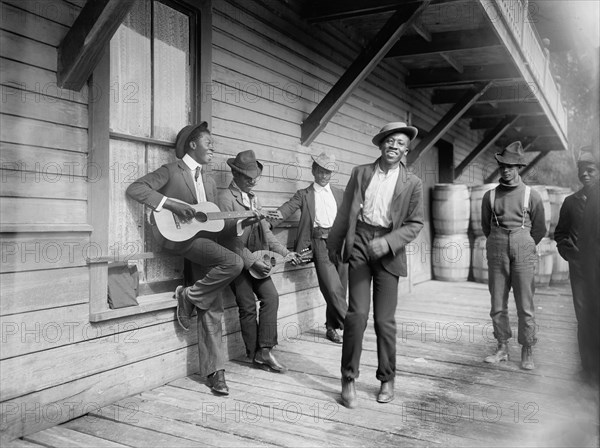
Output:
[153, 199, 263, 242]
[248, 248, 313, 279]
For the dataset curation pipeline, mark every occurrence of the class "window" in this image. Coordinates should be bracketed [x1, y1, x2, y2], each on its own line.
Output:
[88, 0, 212, 321]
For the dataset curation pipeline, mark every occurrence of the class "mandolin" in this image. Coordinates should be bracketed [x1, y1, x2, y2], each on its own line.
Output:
[248, 248, 313, 279]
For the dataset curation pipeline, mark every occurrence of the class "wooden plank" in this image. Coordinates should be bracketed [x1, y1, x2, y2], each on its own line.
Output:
[0, 115, 88, 152]
[0, 171, 87, 200]
[406, 64, 521, 88]
[24, 426, 127, 448]
[0, 267, 88, 316]
[0, 438, 47, 447]
[304, 0, 423, 23]
[57, 0, 137, 90]
[0, 143, 88, 175]
[463, 102, 544, 118]
[2, 0, 81, 27]
[301, 1, 431, 145]
[408, 82, 492, 164]
[0, 197, 87, 225]
[0, 2, 70, 47]
[0, 30, 56, 71]
[388, 27, 500, 57]
[432, 84, 537, 104]
[0, 85, 88, 128]
[454, 115, 520, 179]
[470, 115, 549, 130]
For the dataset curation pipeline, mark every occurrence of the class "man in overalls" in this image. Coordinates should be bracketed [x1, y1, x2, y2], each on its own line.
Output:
[481, 141, 547, 370]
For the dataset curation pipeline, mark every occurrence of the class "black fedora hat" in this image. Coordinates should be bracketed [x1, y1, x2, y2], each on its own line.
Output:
[495, 141, 526, 166]
[175, 122, 209, 159]
[227, 150, 263, 179]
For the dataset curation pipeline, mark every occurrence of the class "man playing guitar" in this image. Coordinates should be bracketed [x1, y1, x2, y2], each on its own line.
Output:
[126, 122, 243, 396]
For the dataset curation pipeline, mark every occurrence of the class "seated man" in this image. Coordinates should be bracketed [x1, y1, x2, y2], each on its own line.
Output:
[126, 122, 243, 395]
[218, 150, 300, 373]
[268, 152, 348, 344]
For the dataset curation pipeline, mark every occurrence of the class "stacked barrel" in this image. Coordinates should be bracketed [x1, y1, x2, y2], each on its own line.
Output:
[470, 184, 497, 284]
[547, 186, 572, 284]
[431, 184, 471, 281]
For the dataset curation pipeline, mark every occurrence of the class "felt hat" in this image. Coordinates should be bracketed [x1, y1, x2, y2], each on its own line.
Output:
[372, 122, 418, 146]
[577, 146, 599, 166]
[175, 122, 209, 159]
[227, 150, 263, 179]
[311, 152, 337, 172]
[495, 141, 526, 166]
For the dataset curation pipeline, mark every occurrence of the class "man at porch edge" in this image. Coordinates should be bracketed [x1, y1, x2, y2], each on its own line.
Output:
[126, 122, 243, 396]
[327, 122, 425, 408]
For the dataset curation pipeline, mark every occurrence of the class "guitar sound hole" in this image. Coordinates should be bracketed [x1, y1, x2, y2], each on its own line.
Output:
[195, 212, 208, 223]
[269, 257, 276, 267]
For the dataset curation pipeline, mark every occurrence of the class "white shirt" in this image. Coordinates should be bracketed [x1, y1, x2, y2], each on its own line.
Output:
[155, 154, 206, 212]
[361, 164, 399, 228]
[313, 183, 337, 228]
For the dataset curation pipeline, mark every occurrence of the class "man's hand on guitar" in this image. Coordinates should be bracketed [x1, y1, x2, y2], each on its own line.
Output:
[241, 210, 263, 227]
[284, 251, 302, 266]
[251, 259, 272, 277]
[164, 199, 195, 220]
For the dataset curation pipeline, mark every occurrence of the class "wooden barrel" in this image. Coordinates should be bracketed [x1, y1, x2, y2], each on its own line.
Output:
[534, 237, 554, 287]
[529, 185, 552, 237]
[471, 235, 488, 284]
[549, 238, 569, 284]
[432, 184, 470, 235]
[470, 183, 498, 236]
[547, 186, 572, 237]
[432, 234, 471, 282]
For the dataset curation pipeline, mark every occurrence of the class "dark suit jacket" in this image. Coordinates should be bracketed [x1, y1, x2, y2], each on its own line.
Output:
[217, 182, 288, 270]
[327, 158, 424, 277]
[126, 160, 218, 252]
[275, 183, 344, 252]
[554, 189, 586, 262]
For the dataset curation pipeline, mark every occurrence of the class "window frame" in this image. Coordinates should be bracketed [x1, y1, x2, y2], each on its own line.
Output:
[87, 0, 212, 322]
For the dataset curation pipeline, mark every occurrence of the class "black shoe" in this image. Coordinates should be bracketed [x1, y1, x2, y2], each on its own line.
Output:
[174, 286, 191, 331]
[253, 348, 286, 372]
[326, 328, 342, 344]
[377, 380, 394, 403]
[341, 377, 357, 409]
[208, 370, 229, 395]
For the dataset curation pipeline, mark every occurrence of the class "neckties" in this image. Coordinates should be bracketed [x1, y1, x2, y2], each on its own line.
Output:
[194, 166, 201, 182]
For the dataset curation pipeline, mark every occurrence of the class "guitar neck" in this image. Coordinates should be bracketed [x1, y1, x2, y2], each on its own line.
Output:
[206, 210, 258, 220]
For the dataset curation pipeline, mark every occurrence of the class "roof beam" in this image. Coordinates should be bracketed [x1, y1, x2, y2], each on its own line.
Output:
[386, 28, 500, 58]
[454, 115, 520, 180]
[432, 85, 537, 104]
[408, 82, 492, 164]
[470, 116, 548, 130]
[412, 19, 432, 42]
[440, 52, 463, 73]
[304, 0, 422, 23]
[463, 102, 543, 118]
[301, 1, 431, 146]
[484, 137, 538, 183]
[520, 151, 551, 180]
[57, 0, 136, 90]
[406, 64, 521, 88]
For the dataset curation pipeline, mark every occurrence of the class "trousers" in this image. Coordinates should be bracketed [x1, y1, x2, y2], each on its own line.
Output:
[486, 226, 537, 346]
[341, 221, 399, 382]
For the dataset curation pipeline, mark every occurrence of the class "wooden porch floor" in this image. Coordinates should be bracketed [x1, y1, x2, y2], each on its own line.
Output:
[14, 281, 600, 447]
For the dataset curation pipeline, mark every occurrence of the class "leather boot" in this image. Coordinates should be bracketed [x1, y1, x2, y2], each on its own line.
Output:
[208, 369, 229, 395]
[341, 377, 357, 409]
[521, 346, 535, 370]
[484, 341, 509, 363]
[377, 379, 394, 403]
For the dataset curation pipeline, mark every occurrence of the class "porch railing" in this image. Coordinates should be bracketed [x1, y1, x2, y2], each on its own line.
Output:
[494, 0, 568, 137]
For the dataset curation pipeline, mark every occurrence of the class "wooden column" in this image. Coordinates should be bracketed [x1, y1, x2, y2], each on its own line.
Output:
[301, 0, 431, 145]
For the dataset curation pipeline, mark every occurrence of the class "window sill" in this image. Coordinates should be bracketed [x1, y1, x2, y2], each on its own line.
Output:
[89, 291, 175, 322]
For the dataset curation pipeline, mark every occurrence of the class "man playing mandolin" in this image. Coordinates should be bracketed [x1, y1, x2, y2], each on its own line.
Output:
[218, 150, 301, 373]
[126, 122, 243, 395]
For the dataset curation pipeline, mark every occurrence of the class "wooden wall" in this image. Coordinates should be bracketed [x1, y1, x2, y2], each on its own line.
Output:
[1, 0, 488, 441]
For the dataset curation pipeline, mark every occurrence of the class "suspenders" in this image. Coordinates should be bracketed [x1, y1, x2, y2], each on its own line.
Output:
[490, 186, 531, 229]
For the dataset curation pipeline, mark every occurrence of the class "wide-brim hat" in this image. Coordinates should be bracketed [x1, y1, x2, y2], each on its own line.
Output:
[577, 146, 599, 166]
[227, 150, 263, 179]
[495, 141, 526, 166]
[311, 152, 337, 172]
[372, 122, 418, 147]
[175, 122, 209, 159]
